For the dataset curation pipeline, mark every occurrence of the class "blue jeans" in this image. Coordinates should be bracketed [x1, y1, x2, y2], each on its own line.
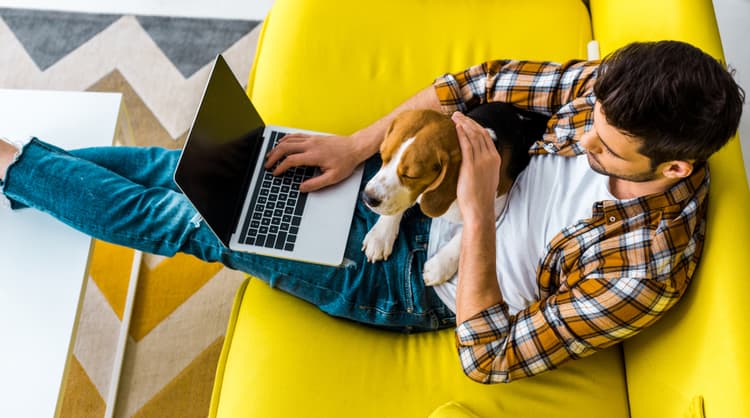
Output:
[2, 138, 455, 332]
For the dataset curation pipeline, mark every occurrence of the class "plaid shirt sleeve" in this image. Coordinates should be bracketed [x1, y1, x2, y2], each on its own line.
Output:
[433, 59, 600, 156]
[455, 275, 684, 383]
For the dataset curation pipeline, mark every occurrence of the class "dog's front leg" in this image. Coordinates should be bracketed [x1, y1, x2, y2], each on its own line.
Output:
[362, 212, 404, 262]
[423, 228, 463, 286]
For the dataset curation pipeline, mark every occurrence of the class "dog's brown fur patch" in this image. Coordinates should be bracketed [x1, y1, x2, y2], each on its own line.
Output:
[380, 109, 459, 217]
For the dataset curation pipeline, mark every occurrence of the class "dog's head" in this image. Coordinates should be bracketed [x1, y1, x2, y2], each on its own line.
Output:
[362, 109, 461, 218]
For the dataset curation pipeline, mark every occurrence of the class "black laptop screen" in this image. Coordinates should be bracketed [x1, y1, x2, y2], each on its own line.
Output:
[174, 55, 265, 246]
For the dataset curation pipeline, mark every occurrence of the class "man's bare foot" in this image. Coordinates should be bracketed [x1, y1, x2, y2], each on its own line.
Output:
[0, 139, 20, 181]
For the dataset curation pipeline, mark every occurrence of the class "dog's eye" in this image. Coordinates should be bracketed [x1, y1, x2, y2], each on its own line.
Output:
[401, 174, 418, 180]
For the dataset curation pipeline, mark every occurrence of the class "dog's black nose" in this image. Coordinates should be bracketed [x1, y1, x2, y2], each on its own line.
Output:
[361, 191, 381, 208]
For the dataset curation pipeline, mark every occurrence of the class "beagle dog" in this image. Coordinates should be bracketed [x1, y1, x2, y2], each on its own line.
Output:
[361, 102, 549, 286]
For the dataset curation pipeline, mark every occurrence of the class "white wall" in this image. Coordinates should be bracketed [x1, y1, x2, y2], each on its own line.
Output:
[713, 0, 750, 185]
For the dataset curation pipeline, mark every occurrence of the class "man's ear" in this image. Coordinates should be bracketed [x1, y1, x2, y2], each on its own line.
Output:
[660, 160, 694, 179]
[419, 150, 459, 218]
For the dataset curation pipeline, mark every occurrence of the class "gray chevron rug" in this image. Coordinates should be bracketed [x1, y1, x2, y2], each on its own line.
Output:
[0, 8, 261, 418]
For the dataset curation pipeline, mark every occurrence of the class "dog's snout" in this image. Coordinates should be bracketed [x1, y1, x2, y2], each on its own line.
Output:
[361, 191, 382, 208]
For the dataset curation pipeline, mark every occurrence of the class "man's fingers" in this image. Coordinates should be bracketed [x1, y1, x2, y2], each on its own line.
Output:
[271, 153, 309, 176]
[453, 112, 480, 160]
[278, 132, 308, 141]
[265, 139, 312, 169]
[299, 171, 335, 193]
[456, 125, 475, 161]
[452, 111, 494, 154]
[264, 145, 287, 169]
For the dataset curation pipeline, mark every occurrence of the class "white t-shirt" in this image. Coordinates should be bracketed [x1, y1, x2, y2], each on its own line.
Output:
[429, 153, 616, 314]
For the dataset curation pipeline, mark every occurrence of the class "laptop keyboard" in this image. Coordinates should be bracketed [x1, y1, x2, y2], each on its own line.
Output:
[238, 130, 317, 251]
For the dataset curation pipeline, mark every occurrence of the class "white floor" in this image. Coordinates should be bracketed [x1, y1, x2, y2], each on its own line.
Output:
[0, 0, 748, 183]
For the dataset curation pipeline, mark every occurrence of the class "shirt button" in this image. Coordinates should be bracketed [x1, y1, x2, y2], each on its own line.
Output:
[608, 216, 617, 223]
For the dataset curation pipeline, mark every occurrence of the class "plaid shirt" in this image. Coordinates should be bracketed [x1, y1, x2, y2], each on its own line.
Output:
[433, 60, 709, 383]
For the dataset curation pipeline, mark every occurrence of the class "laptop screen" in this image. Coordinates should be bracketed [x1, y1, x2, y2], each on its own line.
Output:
[174, 55, 265, 246]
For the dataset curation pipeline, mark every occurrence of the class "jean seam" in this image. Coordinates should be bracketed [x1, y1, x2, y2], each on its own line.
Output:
[403, 249, 416, 314]
[356, 304, 432, 318]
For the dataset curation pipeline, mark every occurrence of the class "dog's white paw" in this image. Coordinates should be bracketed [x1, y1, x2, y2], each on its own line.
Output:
[361, 214, 402, 262]
[423, 255, 458, 286]
[362, 228, 396, 262]
[423, 229, 462, 286]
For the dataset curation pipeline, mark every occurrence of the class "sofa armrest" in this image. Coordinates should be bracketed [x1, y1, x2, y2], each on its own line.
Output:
[591, 0, 725, 58]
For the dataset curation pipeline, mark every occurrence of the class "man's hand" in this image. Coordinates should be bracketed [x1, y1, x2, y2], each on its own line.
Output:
[452, 111, 503, 323]
[265, 133, 366, 192]
[452, 112, 501, 224]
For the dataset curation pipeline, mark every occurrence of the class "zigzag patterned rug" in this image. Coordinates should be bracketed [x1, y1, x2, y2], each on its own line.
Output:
[0, 8, 261, 417]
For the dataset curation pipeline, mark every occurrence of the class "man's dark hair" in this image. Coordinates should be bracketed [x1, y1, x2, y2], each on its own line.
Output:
[593, 40, 745, 167]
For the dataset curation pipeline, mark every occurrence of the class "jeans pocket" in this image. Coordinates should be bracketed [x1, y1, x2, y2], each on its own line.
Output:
[403, 233, 431, 315]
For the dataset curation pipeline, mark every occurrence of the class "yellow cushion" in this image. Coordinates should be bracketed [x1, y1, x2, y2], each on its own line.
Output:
[210, 279, 628, 418]
[591, 1, 750, 417]
[248, 0, 592, 134]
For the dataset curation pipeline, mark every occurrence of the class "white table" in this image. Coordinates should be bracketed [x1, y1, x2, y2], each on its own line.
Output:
[0, 89, 126, 418]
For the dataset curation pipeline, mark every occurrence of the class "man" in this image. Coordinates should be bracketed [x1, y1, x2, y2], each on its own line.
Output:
[0, 41, 744, 383]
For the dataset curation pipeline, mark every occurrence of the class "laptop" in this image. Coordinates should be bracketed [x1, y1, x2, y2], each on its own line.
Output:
[174, 55, 364, 266]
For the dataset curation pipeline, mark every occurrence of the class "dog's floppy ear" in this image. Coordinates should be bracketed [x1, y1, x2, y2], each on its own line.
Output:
[420, 148, 460, 217]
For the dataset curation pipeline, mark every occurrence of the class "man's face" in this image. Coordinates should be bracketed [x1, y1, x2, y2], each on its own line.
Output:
[580, 102, 658, 182]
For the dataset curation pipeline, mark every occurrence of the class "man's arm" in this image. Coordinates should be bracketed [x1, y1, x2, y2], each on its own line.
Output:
[436, 59, 599, 157]
[438, 60, 600, 322]
[265, 86, 441, 192]
[434, 59, 598, 115]
[451, 111, 504, 323]
[454, 272, 684, 383]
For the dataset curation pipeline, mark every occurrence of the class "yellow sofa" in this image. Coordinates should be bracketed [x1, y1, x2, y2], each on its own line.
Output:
[208, 0, 750, 417]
